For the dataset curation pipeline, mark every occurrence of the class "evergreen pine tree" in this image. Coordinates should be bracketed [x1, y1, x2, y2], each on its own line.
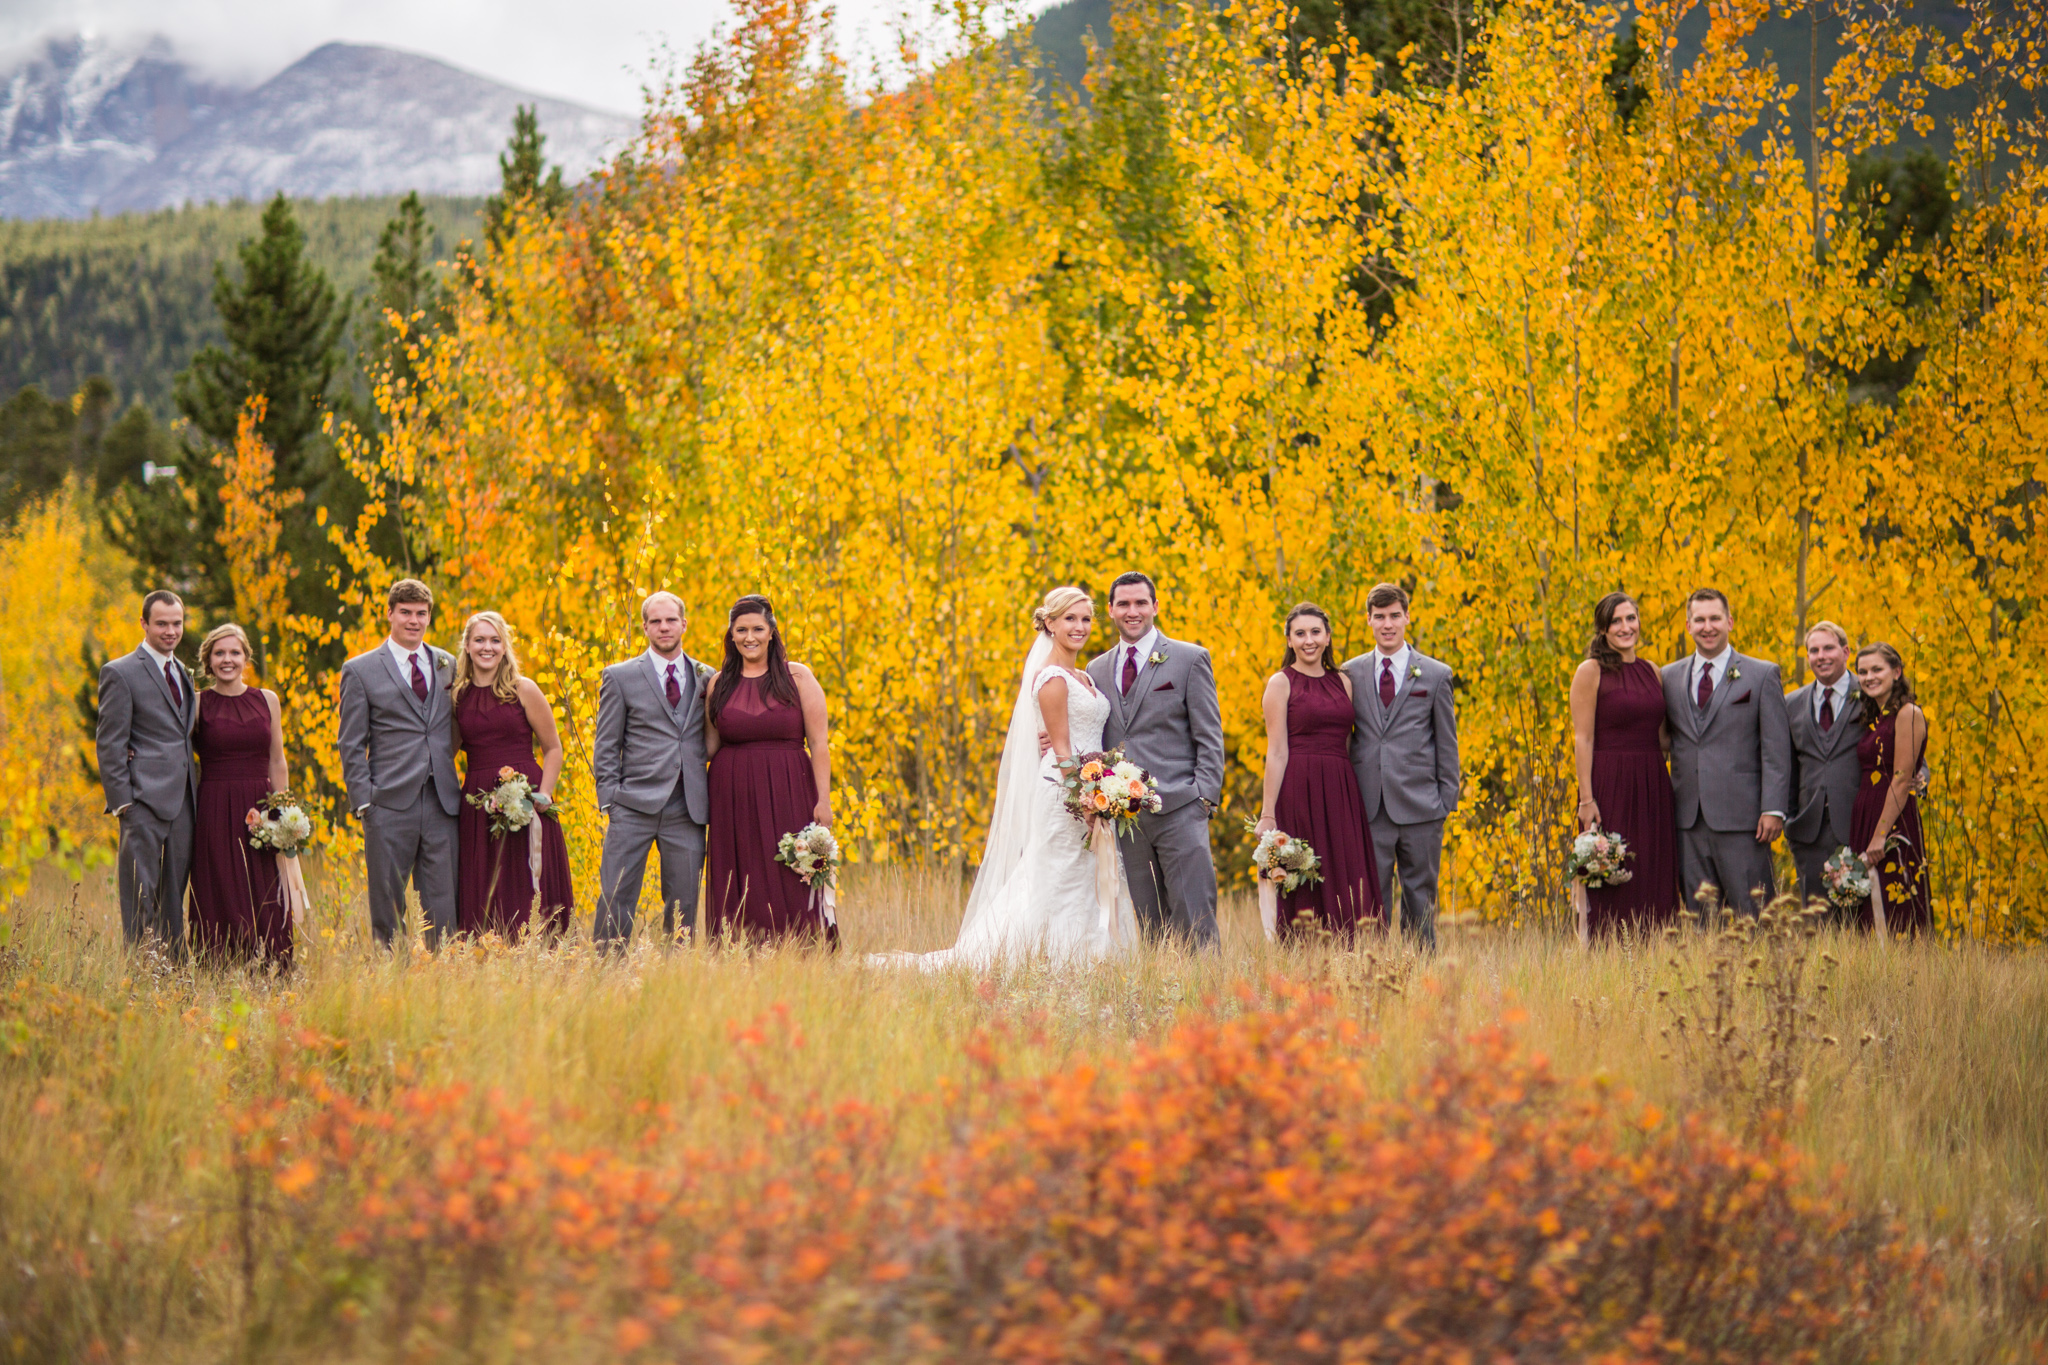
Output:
[360, 190, 446, 395]
[483, 106, 571, 251]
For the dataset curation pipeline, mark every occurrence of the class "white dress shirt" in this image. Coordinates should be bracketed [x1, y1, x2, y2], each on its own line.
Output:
[385, 637, 434, 690]
[1112, 627, 1161, 695]
[1689, 646, 1732, 700]
[1813, 674, 1853, 725]
[644, 646, 689, 705]
[1371, 643, 1413, 700]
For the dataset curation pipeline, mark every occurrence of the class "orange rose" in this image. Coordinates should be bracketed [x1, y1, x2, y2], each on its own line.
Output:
[1091, 791, 1111, 811]
[1080, 761, 1103, 781]
[499, 766, 517, 782]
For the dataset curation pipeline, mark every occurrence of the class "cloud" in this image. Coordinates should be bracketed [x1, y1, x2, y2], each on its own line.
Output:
[0, 0, 921, 114]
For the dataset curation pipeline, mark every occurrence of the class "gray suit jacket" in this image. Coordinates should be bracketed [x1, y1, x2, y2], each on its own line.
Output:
[95, 645, 198, 820]
[1086, 634, 1224, 815]
[1661, 652, 1791, 832]
[593, 652, 710, 822]
[337, 644, 462, 816]
[1785, 682, 1862, 850]
[1342, 650, 1460, 825]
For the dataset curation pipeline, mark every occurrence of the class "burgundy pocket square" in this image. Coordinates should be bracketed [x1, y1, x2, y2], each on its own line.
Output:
[1412, 688, 1429, 696]
[1154, 682, 1176, 692]
[1732, 692, 1752, 705]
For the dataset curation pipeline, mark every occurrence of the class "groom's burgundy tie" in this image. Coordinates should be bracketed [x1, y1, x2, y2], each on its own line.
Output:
[164, 661, 183, 711]
[1820, 688, 1835, 732]
[666, 663, 681, 708]
[1379, 657, 1396, 708]
[1696, 662, 1713, 711]
[410, 653, 430, 703]
[1120, 646, 1138, 695]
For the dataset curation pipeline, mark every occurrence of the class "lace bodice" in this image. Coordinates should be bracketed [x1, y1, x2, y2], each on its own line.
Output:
[1037, 667, 1111, 755]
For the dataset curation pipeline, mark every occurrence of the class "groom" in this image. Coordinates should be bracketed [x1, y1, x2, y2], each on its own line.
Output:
[95, 589, 199, 954]
[1085, 572, 1225, 949]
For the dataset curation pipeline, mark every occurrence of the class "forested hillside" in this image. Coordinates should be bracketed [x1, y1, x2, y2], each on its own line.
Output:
[0, 195, 480, 419]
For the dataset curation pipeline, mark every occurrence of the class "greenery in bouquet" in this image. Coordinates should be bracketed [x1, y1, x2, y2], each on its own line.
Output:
[775, 823, 840, 889]
[1052, 748, 1163, 837]
[466, 767, 553, 838]
[1566, 826, 1633, 888]
[244, 791, 314, 857]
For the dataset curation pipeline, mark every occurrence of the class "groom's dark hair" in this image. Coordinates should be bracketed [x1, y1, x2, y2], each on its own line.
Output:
[1109, 571, 1157, 603]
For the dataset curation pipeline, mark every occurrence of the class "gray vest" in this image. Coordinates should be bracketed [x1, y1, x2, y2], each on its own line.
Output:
[1341, 650, 1460, 825]
[1660, 651, 1792, 832]
[336, 644, 463, 816]
[593, 653, 711, 822]
[1085, 634, 1225, 814]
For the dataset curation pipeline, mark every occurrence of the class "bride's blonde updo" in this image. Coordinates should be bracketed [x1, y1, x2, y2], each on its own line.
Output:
[1031, 585, 1092, 635]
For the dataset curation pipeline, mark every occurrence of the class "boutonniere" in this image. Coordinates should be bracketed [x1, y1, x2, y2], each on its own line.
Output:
[1409, 664, 1422, 679]
[1729, 667, 1743, 681]
[695, 660, 715, 682]
[1148, 650, 1168, 667]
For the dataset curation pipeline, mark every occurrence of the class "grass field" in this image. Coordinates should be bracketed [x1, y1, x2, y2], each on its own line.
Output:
[2, 862, 2044, 1361]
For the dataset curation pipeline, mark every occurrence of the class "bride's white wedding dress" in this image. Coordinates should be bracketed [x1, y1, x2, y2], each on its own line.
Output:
[882, 635, 1139, 969]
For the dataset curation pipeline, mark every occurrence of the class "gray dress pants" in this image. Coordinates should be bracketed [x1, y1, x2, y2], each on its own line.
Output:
[1679, 822, 1777, 917]
[363, 781, 458, 947]
[594, 780, 705, 947]
[117, 800, 193, 955]
[1120, 801, 1219, 950]
[1368, 811, 1443, 951]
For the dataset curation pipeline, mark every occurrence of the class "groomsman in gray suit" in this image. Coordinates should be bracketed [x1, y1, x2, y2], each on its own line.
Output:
[1660, 588, 1792, 916]
[95, 589, 199, 954]
[1785, 620, 1863, 907]
[1341, 582, 1460, 951]
[1086, 572, 1225, 949]
[337, 579, 462, 947]
[592, 591, 711, 947]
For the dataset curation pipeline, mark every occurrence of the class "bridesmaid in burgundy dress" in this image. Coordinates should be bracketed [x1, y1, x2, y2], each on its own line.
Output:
[704, 595, 836, 945]
[1569, 592, 1682, 938]
[188, 623, 293, 965]
[1848, 642, 1933, 936]
[1255, 604, 1382, 941]
[451, 611, 573, 939]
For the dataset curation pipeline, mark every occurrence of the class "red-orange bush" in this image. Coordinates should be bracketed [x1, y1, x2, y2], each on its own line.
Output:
[233, 990, 1933, 1362]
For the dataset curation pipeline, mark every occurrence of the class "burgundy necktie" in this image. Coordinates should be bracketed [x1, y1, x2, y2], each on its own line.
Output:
[410, 653, 429, 703]
[1696, 662, 1714, 711]
[1380, 658, 1396, 707]
[1819, 688, 1835, 732]
[666, 663, 681, 708]
[164, 661, 183, 710]
[1121, 647, 1138, 695]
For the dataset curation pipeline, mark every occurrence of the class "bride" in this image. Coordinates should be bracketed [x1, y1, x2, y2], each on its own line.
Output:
[887, 586, 1139, 968]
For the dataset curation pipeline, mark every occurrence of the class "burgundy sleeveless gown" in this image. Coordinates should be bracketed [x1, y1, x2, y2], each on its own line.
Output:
[1849, 707, 1932, 936]
[1273, 666, 1382, 940]
[189, 688, 291, 965]
[705, 674, 830, 944]
[455, 687, 573, 939]
[1585, 659, 1682, 936]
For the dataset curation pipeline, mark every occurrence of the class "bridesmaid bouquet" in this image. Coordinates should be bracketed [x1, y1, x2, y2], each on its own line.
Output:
[1566, 826, 1634, 888]
[1054, 749, 1163, 836]
[776, 823, 841, 888]
[1246, 820, 1323, 893]
[245, 792, 314, 858]
[1820, 846, 1875, 911]
[467, 767, 554, 837]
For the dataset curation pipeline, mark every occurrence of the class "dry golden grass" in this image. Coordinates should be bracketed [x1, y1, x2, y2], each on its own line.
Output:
[2, 860, 2044, 1360]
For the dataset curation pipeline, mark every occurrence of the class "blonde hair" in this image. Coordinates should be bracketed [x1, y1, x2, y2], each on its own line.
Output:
[452, 610, 523, 705]
[196, 623, 256, 683]
[1806, 620, 1851, 651]
[1031, 586, 1092, 635]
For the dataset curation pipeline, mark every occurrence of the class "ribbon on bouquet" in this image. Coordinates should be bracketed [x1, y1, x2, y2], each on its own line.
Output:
[810, 883, 838, 933]
[525, 819, 545, 901]
[1089, 820, 1119, 940]
[1867, 880, 1890, 944]
[280, 855, 311, 927]
[1257, 880, 1279, 942]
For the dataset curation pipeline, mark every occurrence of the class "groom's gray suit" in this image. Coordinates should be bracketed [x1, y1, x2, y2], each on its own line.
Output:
[95, 644, 199, 952]
[1088, 633, 1225, 948]
[338, 642, 462, 946]
[1341, 648, 1460, 950]
[1661, 650, 1791, 914]
[592, 650, 711, 945]
[1785, 678, 1862, 907]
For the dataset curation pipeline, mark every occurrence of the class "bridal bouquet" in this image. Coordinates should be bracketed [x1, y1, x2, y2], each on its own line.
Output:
[1820, 845, 1874, 911]
[776, 823, 840, 889]
[1565, 826, 1633, 888]
[1246, 819, 1322, 893]
[1054, 749, 1163, 836]
[244, 792, 314, 857]
[466, 767, 553, 837]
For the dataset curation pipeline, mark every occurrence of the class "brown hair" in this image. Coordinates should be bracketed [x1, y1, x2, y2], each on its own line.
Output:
[140, 589, 183, 622]
[1586, 592, 1639, 674]
[710, 595, 800, 724]
[1686, 587, 1730, 617]
[1365, 582, 1410, 613]
[452, 610, 524, 705]
[1282, 602, 1334, 667]
[196, 623, 255, 683]
[387, 579, 434, 609]
[1854, 641, 1916, 715]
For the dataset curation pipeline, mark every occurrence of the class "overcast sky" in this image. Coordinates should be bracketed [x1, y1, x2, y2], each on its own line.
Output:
[1, 0, 936, 115]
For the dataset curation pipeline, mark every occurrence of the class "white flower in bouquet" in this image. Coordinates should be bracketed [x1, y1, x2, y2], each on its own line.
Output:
[467, 767, 552, 838]
[1053, 749, 1163, 836]
[245, 792, 315, 857]
[1565, 826, 1633, 888]
[776, 823, 841, 888]
[1245, 819, 1322, 894]
[1820, 846, 1874, 910]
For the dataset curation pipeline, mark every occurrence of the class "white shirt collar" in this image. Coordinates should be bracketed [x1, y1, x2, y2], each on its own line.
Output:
[1120, 628, 1159, 665]
[644, 645, 687, 675]
[1815, 674, 1850, 713]
[141, 641, 177, 670]
[1692, 645, 1732, 683]
[1374, 642, 1411, 673]
[385, 637, 431, 676]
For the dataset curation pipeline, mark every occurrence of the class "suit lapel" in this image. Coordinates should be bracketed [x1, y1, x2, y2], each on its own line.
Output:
[135, 646, 178, 713]
[380, 646, 430, 720]
[1385, 652, 1426, 725]
[640, 654, 685, 735]
[1699, 652, 1742, 734]
[1365, 654, 1398, 734]
[1666, 664, 1701, 743]
[1122, 637, 1166, 725]
[1821, 688, 1860, 756]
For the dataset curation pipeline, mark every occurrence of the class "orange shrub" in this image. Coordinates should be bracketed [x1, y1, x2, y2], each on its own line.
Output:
[220, 987, 1933, 1363]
